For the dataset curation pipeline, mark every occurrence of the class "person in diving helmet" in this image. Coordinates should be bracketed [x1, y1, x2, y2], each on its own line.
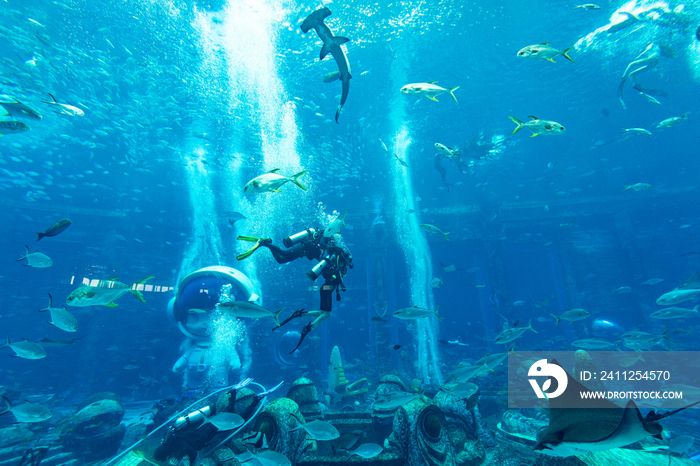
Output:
[236, 224, 353, 353]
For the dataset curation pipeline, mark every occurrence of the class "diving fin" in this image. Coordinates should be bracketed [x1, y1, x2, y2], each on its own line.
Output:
[272, 308, 307, 331]
[236, 237, 271, 260]
[289, 322, 313, 354]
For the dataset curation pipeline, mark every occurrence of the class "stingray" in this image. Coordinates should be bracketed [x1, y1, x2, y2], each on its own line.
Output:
[533, 359, 700, 457]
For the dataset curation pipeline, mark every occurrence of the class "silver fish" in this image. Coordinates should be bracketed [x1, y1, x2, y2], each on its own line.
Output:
[373, 392, 419, 410]
[0, 336, 46, 359]
[343, 443, 383, 460]
[0, 95, 42, 119]
[494, 319, 537, 344]
[651, 305, 699, 319]
[290, 413, 339, 441]
[400, 82, 459, 103]
[420, 223, 449, 240]
[39, 294, 77, 332]
[244, 169, 307, 194]
[215, 301, 283, 326]
[550, 308, 589, 326]
[1, 397, 51, 423]
[571, 339, 617, 349]
[517, 43, 573, 63]
[323, 211, 346, 237]
[509, 115, 565, 137]
[0, 120, 30, 135]
[393, 305, 442, 321]
[41, 93, 84, 116]
[16, 245, 52, 268]
[66, 276, 153, 307]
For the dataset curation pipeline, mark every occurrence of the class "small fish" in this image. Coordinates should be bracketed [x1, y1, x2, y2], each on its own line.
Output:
[435, 143, 461, 158]
[440, 262, 460, 272]
[494, 319, 537, 344]
[408, 378, 422, 392]
[513, 300, 526, 306]
[613, 286, 632, 294]
[618, 353, 645, 368]
[0, 336, 46, 359]
[39, 294, 77, 332]
[571, 339, 617, 349]
[323, 71, 340, 83]
[509, 116, 565, 137]
[373, 391, 419, 410]
[400, 82, 459, 102]
[622, 330, 671, 344]
[0, 120, 30, 135]
[324, 211, 346, 237]
[67, 276, 154, 307]
[517, 43, 574, 63]
[431, 277, 442, 288]
[447, 362, 492, 383]
[1, 397, 51, 423]
[216, 301, 283, 326]
[657, 113, 688, 129]
[36, 218, 71, 241]
[41, 93, 84, 116]
[16, 246, 52, 268]
[656, 288, 700, 306]
[651, 305, 699, 320]
[624, 183, 653, 191]
[343, 443, 383, 460]
[420, 224, 449, 240]
[290, 413, 339, 441]
[239, 450, 291, 466]
[639, 92, 661, 105]
[621, 128, 652, 136]
[244, 169, 307, 194]
[641, 278, 664, 285]
[371, 316, 387, 323]
[394, 153, 409, 167]
[575, 3, 601, 9]
[393, 345, 402, 350]
[227, 212, 246, 225]
[550, 308, 589, 326]
[393, 305, 442, 321]
[0, 96, 42, 119]
[332, 430, 366, 455]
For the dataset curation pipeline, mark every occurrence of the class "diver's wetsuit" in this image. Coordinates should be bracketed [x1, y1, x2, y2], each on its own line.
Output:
[258, 234, 326, 263]
[238, 228, 352, 352]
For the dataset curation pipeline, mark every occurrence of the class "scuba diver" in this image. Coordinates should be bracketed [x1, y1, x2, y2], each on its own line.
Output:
[153, 380, 283, 464]
[236, 224, 353, 353]
[617, 42, 672, 109]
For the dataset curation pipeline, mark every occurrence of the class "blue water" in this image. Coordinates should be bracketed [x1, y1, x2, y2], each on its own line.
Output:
[1, 0, 700, 460]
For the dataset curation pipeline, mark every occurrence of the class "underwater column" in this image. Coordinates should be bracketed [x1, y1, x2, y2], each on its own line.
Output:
[220, 0, 306, 267]
[388, 40, 443, 386]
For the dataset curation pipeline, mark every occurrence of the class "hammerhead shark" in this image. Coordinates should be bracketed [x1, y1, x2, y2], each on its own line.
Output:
[300, 8, 351, 123]
[533, 359, 700, 457]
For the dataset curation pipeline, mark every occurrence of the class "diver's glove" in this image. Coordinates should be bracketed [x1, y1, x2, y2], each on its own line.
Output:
[236, 236, 271, 260]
